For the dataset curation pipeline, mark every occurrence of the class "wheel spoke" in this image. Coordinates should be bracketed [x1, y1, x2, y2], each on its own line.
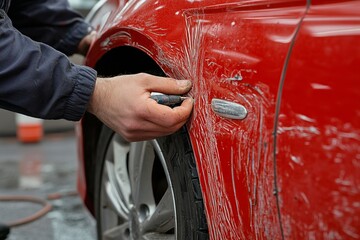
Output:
[103, 222, 129, 240]
[143, 232, 175, 240]
[103, 161, 129, 219]
[128, 141, 156, 209]
[142, 187, 175, 233]
[112, 138, 132, 206]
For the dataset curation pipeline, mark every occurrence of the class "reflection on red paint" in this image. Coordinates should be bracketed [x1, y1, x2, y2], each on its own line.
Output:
[77, 0, 360, 238]
[277, 1, 360, 239]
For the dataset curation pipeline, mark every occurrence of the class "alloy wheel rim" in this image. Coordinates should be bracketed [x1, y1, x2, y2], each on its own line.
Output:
[100, 134, 177, 240]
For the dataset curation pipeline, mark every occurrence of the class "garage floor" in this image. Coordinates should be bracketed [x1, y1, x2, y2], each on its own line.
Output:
[0, 130, 96, 240]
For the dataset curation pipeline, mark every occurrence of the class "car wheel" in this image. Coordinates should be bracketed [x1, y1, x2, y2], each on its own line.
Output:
[94, 126, 208, 240]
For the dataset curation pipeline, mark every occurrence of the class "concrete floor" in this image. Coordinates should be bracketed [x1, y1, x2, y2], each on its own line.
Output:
[0, 130, 96, 240]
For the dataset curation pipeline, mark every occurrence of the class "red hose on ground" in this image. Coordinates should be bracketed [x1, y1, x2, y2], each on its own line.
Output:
[0, 191, 77, 227]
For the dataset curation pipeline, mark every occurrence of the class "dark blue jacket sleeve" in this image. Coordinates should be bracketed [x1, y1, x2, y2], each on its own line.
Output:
[7, 0, 92, 56]
[0, 9, 97, 121]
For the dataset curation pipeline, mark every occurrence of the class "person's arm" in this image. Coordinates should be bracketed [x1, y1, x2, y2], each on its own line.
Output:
[0, 10, 194, 141]
[7, 0, 93, 56]
[0, 10, 96, 120]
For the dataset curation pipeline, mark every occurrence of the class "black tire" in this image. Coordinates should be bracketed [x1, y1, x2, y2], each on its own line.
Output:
[94, 125, 208, 240]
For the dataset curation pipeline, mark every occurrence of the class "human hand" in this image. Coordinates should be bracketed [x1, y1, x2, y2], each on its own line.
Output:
[77, 31, 96, 56]
[88, 73, 194, 141]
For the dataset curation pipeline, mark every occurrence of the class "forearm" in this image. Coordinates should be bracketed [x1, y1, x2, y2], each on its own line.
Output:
[0, 10, 97, 120]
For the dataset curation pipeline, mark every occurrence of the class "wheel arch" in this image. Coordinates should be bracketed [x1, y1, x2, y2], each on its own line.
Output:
[80, 46, 166, 212]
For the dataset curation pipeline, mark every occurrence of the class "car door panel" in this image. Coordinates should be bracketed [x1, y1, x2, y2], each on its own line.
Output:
[182, 1, 307, 238]
[84, 0, 309, 238]
[276, 1, 360, 238]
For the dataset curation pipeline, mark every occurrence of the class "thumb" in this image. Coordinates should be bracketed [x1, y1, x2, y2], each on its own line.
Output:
[144, 75, 192, 95]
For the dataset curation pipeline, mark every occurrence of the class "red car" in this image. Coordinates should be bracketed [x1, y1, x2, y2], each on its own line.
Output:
[76, 0, 360, 239]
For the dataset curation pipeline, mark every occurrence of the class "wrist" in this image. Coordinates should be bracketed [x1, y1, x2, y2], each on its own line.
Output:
[88, 77, 106, 115]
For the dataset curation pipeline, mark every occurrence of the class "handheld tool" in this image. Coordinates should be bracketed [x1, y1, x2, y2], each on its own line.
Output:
[150, 93, 188, 106]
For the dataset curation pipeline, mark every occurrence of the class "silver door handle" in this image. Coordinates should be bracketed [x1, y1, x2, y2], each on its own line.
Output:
[211, 98, 248, 120]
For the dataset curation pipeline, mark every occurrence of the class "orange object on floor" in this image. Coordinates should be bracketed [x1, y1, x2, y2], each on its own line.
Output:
[15, 114, 43, 143]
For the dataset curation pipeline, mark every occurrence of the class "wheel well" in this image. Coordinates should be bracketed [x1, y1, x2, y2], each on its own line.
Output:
[81, 46, 165, 205]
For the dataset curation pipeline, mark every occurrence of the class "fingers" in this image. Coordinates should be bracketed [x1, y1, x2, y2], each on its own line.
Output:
[144, 97, 194, 127]
[89, 74, 194, 142]
[117, 97, 193, 141]
[118, 126, 183, 142]
[140, 73, 192, 95]
[77, 31, 97, 55]
[112, 110, 190, 142]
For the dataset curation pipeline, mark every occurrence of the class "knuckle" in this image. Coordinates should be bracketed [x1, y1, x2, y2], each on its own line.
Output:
[123, 120, 138, 132]
[137, 73, 150, 84]
[135, 105, 149, 119]
[137, 72, 149, 78]
[138, 111, 149, 120]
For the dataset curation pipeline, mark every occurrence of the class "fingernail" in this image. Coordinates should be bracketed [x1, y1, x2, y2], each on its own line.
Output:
[176, 80, 191, 88]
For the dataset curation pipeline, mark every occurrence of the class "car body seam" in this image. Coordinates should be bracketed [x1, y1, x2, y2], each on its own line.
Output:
[272, 0, 311, 239]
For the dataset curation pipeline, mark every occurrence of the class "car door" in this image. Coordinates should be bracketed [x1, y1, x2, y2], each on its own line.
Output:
[83, 0, 312, 238]
[276, 1, 360, 238]
[183, 0, 308, 238]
